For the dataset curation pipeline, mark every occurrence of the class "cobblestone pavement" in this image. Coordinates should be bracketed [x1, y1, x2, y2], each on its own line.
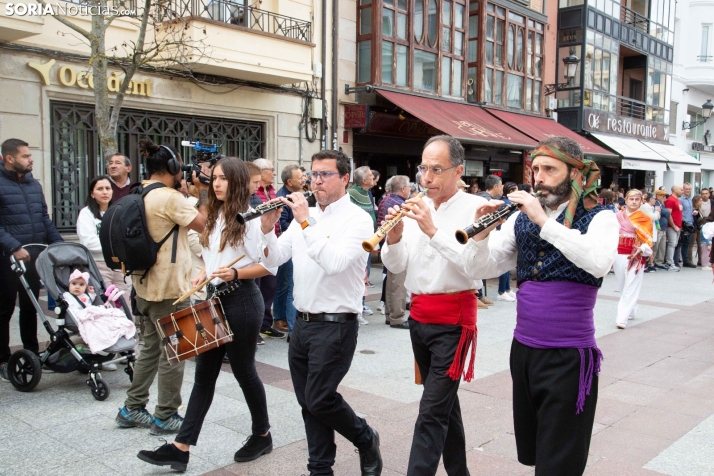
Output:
[2, 267, 714, 476]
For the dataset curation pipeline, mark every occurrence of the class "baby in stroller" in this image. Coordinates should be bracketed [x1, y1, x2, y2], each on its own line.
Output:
[63, 269, 135, 354]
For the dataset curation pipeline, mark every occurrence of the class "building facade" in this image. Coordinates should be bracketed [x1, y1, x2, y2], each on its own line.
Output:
[668, 0, 714, 193]
[0, 0, 324, 233]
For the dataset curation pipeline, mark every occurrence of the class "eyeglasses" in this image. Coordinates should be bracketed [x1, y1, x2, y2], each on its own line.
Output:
[417, 164, 457, 176]
[309, 171, 341, 181]
[262, 167, 275, 172]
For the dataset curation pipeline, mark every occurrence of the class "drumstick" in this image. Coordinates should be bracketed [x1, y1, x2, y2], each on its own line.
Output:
[173, 254, 246, 305]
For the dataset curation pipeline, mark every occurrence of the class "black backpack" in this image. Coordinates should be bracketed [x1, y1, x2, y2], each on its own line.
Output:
[99, 182, 179, 282]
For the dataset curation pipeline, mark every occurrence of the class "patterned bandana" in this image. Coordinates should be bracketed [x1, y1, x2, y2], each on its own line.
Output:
[530, 145, 601, 228]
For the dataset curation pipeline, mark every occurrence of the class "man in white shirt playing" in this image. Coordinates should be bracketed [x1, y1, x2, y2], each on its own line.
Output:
[382, 135, 487, 476]
[461, 137, 618, 476]
[259, 150, 382, 476]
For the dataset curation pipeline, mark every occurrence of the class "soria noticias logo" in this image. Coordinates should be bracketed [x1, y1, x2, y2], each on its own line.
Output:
[5, 2, 136, 16]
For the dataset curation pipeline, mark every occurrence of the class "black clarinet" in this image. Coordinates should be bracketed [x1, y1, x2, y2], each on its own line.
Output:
[236, 191, 313, 224]
[455, 192, 541, 244]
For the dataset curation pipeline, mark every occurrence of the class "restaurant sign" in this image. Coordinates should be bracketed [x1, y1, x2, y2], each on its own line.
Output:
[344, 104, 369, 129]
[583, 107, 668, 142]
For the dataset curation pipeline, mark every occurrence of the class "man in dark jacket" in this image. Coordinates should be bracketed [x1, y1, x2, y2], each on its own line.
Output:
[0, 138, 63, 380]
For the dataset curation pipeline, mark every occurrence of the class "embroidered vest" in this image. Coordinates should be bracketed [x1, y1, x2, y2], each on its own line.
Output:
[514, 200, 605, 287]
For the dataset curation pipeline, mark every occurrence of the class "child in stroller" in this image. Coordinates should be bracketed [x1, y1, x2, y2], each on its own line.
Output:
[4, 242, 136, 400]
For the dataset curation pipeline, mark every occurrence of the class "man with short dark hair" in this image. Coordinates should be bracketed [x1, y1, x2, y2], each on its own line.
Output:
[259, 150, 382, 476]
[0, 138, 63, 381]
[106, 153, 135, 201]
[272, 165, 304, 334]
[677, 183, 697, 268]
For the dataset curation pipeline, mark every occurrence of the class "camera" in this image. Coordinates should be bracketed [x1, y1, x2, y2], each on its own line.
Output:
[181, 140, 225, 185]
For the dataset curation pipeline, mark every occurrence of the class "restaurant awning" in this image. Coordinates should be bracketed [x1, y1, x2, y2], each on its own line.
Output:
[640, 141, 702, 172]
[486, 109, 617, 158]
[589, 133, 668, 163]
[376, 89, 537, 149]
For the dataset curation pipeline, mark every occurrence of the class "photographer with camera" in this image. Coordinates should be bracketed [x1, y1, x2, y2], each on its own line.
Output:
[116, 139, 209, 435]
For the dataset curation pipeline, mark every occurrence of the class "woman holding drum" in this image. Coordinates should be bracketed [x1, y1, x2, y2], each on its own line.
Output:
[138, 157, 276, 472]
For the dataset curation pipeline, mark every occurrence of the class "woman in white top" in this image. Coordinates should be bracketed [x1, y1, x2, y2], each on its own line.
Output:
[138, 158, 275, 471]
[76, 175, 132, 295]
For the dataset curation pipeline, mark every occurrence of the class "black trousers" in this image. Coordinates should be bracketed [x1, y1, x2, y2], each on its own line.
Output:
[0, 258, 40, 364]
[256, 274, 278, 332]
[408, 319, 469, 476]
[175, 281, 270, 446]
[289, 317, 371, 476]
[510, 339, 598, 476]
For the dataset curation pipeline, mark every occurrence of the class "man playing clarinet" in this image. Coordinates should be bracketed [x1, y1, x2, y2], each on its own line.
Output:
[382, 135, 487, 476]
[461, 136, 618, 476]
[259, 150, 382, 476]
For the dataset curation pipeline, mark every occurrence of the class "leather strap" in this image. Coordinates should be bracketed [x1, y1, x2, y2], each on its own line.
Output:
[297, 312, 357, 323]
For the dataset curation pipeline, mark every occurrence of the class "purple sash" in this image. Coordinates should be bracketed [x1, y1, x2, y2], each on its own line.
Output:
[515, 281, 603, 414]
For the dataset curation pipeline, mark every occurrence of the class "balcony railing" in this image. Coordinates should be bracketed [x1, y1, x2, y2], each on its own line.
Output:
[617, 96, 646, 120]
[163, 0, 312, 42]
[620, 4, 649, 34]
[697, 55, 713, 62]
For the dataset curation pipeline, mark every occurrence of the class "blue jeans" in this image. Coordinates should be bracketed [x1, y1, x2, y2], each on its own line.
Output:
[498, 271, 511, 294]
[273, 259, 297, 332]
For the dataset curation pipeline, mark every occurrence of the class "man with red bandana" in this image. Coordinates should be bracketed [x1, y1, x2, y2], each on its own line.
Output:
[382, 135, 487, 476]
[461, 137, 618, 476]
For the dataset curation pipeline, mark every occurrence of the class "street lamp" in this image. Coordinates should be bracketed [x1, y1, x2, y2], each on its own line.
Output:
[544, 48, 581, 96]
[682, 99, 714, 130]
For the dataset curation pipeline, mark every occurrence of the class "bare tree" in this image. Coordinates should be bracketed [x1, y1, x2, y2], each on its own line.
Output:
[38, 0, 210, 157]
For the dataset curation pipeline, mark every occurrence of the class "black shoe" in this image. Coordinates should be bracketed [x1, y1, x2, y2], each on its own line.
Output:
[137, 441, 189, 472]
[223, 354, 230, 364]
[256, 335, 265, 346]
[684, 263, 697, 268]
[260, 327, 286, 339]
[390, 322, 409, 329]
[644, 267, 652, 273]
[385, 320, 390, 325]
[234, 433, 273, 462]
[358, 429, 382, 476]
[655, 264, 668, 270]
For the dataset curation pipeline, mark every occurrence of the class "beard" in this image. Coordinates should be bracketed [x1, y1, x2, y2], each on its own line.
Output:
[12, 162, 32, 175]
[535, 175, 572, 208]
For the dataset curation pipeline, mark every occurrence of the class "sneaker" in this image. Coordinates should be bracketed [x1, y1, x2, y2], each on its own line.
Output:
[260, 327, 286, 339]
[497, 293, 515, 302]
[683, 263, 697, 269]
[362, 306, 374, 316]
[366, 281, 375, 288]
[506, 290, 517, 299]
[358, 314, 369, 326]
[234, 433, 273, 462]
[0, 362, 8, 382]
[256, 335, 265, 345]
[667, 265, 681, 272]
[702, 266, 712, 271]
[655, 264, 668, 270]
[644, 267, 652, 273]
[617, 323, 627, 329]
[116, 406, 154, 429]
[150, 412, 184, 435]
[102, 362, 118, 371]
[376, 301, 385, 314]
[137, 441, 189, 472]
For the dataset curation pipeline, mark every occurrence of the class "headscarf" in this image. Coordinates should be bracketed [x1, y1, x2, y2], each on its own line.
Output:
[530, 145, 601, 228]
[69, 269, 89, 285]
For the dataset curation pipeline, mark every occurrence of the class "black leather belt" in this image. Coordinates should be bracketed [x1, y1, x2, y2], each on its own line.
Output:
[298, 312, 357, 323]
[206, 278, 254, 298]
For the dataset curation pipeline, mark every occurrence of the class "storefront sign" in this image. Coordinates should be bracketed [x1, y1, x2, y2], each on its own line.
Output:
[344, 104, 369, 128]
[363, 112, 442, 139]
[28, 59, 152, 97]
[583, 107, 668, 142]
[559, 29, 583, 43]
[692, 142, 714, 153]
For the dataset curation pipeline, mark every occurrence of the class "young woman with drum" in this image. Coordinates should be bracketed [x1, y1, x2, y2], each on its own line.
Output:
[138, 157, 276, 472]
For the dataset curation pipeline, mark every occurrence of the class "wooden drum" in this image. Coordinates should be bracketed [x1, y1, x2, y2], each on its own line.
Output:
[156, 298, 233, 365]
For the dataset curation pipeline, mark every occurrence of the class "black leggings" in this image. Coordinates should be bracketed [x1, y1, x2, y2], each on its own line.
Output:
[175, 280, 270, 446]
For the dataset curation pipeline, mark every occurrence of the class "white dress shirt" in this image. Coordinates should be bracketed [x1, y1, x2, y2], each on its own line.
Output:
[381, 190, 488, 294]
[203, 211, 277, 285]
[461, 201, 619, 279]
[259, 193, 373, 314]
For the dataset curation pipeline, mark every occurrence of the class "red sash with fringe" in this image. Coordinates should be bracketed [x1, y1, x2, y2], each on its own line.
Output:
[410, 291, 477, 382]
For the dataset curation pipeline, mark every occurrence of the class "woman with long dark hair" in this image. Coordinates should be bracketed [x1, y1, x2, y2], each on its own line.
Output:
[76, 175, 131, 295]
[137, 157, 275, 472]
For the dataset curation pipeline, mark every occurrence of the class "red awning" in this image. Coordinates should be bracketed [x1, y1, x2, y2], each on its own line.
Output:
[377, 89, 537, 149]
[485, 109, 618, 158]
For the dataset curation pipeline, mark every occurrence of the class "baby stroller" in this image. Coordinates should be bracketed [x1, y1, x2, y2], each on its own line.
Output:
[6, 243, 136, 400]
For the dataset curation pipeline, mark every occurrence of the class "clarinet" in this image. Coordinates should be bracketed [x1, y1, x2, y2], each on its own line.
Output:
[236, 191, 313, 224]
[455, 192, 541, 244]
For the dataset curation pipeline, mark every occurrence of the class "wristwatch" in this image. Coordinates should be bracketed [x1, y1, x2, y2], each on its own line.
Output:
[300, 217, 316, 230]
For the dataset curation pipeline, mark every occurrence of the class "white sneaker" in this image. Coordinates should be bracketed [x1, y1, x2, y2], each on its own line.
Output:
[376, 301, 385, 314]
[506, 290, 517, 299]
[357, 314, 369, 326]
[668, 264, 680, 272]
[702, 266, 712, 271]
[362, 306, 374, 316]
[617, 323, 627, 329]
[497, 293, 515, 302]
